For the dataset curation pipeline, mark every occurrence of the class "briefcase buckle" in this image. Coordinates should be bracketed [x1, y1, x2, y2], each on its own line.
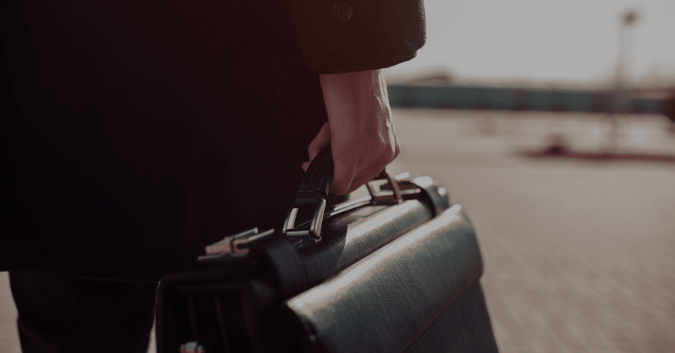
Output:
[365, 170, 403, 205]
[198, 227, 274, 262]
[282, 197, 326, 242]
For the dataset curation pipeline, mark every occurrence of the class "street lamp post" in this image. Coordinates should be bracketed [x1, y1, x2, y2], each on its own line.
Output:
[607, 10, 639, 153]
[616, 10, 639, 93]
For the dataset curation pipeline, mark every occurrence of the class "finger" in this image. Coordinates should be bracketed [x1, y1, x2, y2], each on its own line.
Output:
[330, 154, 357, 195]
[347, 166, 383, 193]
[301, 161, 310, 172]
[307, 122, 331, 163]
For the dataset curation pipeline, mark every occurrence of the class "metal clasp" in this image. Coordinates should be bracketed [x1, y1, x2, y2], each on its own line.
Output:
[198, 227, 274, 261]
[365, 170, 403, 205]
[282, 197, 327, 243]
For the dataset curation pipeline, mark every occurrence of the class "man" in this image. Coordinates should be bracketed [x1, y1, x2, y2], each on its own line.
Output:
[1, 0, 425, 351]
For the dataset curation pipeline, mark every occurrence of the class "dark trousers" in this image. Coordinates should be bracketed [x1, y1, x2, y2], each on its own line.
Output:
[9, 272, 157, 353]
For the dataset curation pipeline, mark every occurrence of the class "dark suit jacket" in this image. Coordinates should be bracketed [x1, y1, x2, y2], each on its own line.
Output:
[0, 0, 425, 280]
[291, 0, 425, 73]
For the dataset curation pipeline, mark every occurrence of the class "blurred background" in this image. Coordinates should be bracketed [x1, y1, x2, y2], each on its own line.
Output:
[383, 0, 675, 352]
[2, 0, 675, 352]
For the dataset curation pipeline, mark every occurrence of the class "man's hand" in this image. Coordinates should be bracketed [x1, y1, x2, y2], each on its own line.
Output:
[302, 69, 400, 195]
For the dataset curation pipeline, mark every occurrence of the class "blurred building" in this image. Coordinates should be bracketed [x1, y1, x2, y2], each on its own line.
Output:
[387, 77, 669, 114]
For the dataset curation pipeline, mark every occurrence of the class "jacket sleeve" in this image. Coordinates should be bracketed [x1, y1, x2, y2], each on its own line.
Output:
[289, 0, 426, 74]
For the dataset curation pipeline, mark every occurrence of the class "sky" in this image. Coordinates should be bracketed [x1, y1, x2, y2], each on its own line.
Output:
[383, 0, 675, 88]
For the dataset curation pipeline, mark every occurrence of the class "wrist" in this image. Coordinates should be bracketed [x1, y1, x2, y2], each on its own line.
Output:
[318, 69, 391, 127]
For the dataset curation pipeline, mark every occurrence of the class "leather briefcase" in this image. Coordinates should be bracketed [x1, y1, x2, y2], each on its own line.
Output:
[157, 149, 499, 353]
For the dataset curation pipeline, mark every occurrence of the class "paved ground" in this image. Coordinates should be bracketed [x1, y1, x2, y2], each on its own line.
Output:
[1, 109, 674, 353]
[387, 110, 675, 353]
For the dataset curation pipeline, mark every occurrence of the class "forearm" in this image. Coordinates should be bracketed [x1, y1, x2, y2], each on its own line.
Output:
[319, 70, 392, 137]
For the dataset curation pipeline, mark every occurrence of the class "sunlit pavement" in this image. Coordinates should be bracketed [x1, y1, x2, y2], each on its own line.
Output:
[1, 109, 675, 353]
[387, 109, 675, 353]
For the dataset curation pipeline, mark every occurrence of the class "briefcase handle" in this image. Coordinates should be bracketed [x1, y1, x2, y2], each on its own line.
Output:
[281, 148, 404, 244]
[198, 150, 449, 260]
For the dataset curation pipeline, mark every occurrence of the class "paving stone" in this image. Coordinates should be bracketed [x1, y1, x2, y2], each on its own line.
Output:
[389, 110, 675, 353]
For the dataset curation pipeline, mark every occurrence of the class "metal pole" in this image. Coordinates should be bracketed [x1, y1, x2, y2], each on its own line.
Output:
[608, 10, 639, 153]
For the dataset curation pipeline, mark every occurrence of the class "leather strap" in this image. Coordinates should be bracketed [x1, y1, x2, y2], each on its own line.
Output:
[293, 148, 333, 207]
[255, 236, 309, 298]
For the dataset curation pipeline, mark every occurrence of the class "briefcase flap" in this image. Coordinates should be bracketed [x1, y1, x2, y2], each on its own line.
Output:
[280, 204, 483, 353]
[297, 199, 434, 288]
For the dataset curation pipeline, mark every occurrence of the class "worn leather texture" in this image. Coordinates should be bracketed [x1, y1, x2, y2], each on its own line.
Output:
[299, 200, 433, 287]
[406, 283, 499, 353]
[284, 205, 491, 353]
[261, 199, 434, 297]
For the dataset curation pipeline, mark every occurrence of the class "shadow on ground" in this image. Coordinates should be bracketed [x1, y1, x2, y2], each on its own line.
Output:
[521, 145, 675, 163]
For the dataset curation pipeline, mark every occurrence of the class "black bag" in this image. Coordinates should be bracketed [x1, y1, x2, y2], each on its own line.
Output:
[157, 149, 499, 353]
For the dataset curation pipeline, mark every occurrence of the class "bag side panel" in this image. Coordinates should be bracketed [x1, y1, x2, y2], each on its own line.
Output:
[405, 282, 499, 353]
[286, 205, 483, 353]
[300, 200, 433, 286]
